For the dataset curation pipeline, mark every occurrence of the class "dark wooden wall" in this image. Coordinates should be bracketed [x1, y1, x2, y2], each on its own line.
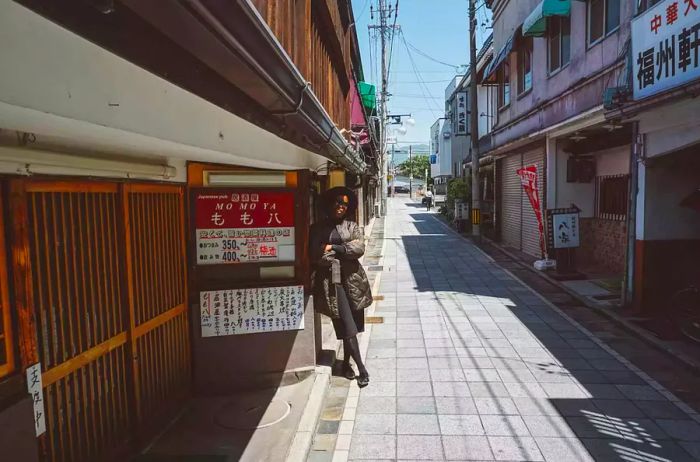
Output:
[251, 0, 356, 132]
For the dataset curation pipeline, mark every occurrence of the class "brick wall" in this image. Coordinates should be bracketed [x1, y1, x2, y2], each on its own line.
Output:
[578, 218, 627, 273]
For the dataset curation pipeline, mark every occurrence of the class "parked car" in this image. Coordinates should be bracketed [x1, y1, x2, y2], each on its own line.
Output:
[390, 185, 409, 194]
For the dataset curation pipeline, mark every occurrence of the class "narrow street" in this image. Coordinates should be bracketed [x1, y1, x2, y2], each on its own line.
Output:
[330, 197, 700, 461]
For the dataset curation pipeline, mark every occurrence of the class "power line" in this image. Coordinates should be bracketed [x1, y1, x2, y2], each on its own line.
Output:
[390, 79, 454, 83]
[399, 29, 441, 117]
[404, 38, 463, 70]
[392, 94, 442, 99]
[385, 1, 400, 90]
[356, 0, 371, 22]
[389, 70, 460, 74]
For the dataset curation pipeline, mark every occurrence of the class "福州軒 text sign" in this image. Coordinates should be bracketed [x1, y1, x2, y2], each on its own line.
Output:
[632, 0, 700, 100]
[195, 191, 295, 265]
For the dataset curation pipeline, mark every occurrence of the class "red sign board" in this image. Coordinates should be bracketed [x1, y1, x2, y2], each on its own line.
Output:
[195, 191, 296, 265]
[195, 191, 295, 229]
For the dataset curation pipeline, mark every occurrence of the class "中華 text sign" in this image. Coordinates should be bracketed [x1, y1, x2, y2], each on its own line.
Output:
[632, 0, 700, 100]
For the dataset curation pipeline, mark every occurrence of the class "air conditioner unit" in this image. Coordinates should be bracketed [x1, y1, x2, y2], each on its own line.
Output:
[566, 156, 596, 183]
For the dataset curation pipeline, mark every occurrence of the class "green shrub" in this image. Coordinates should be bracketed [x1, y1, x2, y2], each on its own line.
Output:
[446, 177, 471, 213]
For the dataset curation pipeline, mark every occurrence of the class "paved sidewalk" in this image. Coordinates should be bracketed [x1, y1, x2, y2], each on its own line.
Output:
[331, 197, 700, 461]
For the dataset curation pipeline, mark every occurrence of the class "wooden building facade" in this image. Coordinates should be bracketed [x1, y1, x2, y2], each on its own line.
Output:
[0, 0, 376, 461]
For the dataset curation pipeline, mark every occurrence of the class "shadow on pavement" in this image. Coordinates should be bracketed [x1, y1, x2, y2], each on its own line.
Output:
[373, 208, 700, 461]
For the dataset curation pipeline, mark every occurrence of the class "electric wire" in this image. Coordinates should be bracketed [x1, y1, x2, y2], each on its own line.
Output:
[356, 0, 371, 22]
[398, 29, 441, 117]
[385, 0, 400, 88]
[404, 38, 462, 70]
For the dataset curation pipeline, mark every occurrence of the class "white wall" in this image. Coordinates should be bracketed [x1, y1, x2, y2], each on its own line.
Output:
[597, 146, 630, 176]
[438, 123, 453, 177]
[0, 0, 328, 173]
[477, 84, 493, 138]
[639, 99, 700, 159]
[644, 158, 700, 241]
[430, 120, 443, 178]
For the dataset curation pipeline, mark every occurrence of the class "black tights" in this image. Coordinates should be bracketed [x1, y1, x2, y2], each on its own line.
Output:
[343, 336, 368, 376]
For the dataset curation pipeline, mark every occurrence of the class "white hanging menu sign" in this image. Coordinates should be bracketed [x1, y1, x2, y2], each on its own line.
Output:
[26, 363, 46, 436]
[200, 285, 304, 337]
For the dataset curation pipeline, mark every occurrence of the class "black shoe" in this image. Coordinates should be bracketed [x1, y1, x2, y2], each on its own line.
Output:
[342, 362, 356, 380]
[357, 372, 370, 388]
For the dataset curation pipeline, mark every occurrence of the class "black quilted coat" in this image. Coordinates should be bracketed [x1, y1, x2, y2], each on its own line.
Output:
[310, 219, 373, 319]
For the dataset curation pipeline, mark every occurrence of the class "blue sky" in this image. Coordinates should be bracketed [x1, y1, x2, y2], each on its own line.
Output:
[352, 0, 492, 148]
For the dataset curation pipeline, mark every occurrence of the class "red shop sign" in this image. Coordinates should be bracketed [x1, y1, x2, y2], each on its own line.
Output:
[195, 191, 296, 265]
[195, 191, 295, 229]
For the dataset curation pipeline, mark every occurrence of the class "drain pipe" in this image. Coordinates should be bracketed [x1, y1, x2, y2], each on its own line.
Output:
[622, 121, 640, 307]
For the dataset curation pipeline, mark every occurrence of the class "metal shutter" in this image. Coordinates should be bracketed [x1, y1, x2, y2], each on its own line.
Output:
[521, 147, 546, 258]
[499, 154, 522, 251]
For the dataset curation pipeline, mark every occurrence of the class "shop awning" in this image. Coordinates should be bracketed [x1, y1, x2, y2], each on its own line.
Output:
[483, 34, 515, 81]
[358, 81, 376, 114]
[522, 0, 572, 37]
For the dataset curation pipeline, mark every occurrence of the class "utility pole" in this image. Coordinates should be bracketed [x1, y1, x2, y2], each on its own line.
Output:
[370, 0, 397, 216]
[469, 0, 481, 239]
[391, 143, 396, 197]
[409, 145, 413, 199]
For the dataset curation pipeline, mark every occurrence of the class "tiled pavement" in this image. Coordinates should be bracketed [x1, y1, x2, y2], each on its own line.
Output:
[310, 197, 700, 462]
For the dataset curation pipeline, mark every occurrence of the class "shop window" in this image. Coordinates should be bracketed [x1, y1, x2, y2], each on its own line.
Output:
[498, 61, 511, 108]
[597, 174, 629, 220]
[636, 0, 663, 14]
[588, 0, 620, 45]
[518, 37, 533, 94]
[549, 16, 571, 74]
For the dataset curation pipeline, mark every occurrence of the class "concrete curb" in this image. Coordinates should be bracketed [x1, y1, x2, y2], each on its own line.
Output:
[287, 215, 385, 462]
[284, 368, 331, 462]
[480, 236, 700, 375]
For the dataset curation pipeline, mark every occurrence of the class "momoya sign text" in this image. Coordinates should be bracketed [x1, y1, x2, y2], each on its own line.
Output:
[195, 191, 295, 264]
[632, 0, 700, 100]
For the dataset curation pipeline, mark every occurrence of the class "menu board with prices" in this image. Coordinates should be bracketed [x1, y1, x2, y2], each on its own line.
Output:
[200, 285, 304, 337]
[195, 191, 295, 265]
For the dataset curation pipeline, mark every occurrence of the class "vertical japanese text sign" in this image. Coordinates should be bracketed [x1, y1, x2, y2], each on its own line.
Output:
[516, 165, 546, 258]
[195, 191, 295, 265]
[26, 363, 46, 436]
[455, 92, 468, 136]
[552, 213, 580, 249]
[632, 0, 700, 100]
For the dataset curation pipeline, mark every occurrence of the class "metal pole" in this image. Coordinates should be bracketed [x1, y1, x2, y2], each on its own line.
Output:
[409, 145, 413, 199]
[622, 121, 640, 307]
[469, 0, 481, 239]
[391, 143, 396, 197]
[379, 0, 389, 216]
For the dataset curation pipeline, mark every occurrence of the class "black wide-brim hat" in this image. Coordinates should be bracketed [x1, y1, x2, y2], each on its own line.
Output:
[322, 186, 358, 215]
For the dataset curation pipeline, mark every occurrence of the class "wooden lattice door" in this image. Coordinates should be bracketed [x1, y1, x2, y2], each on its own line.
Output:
[9, 180, 189, 462]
